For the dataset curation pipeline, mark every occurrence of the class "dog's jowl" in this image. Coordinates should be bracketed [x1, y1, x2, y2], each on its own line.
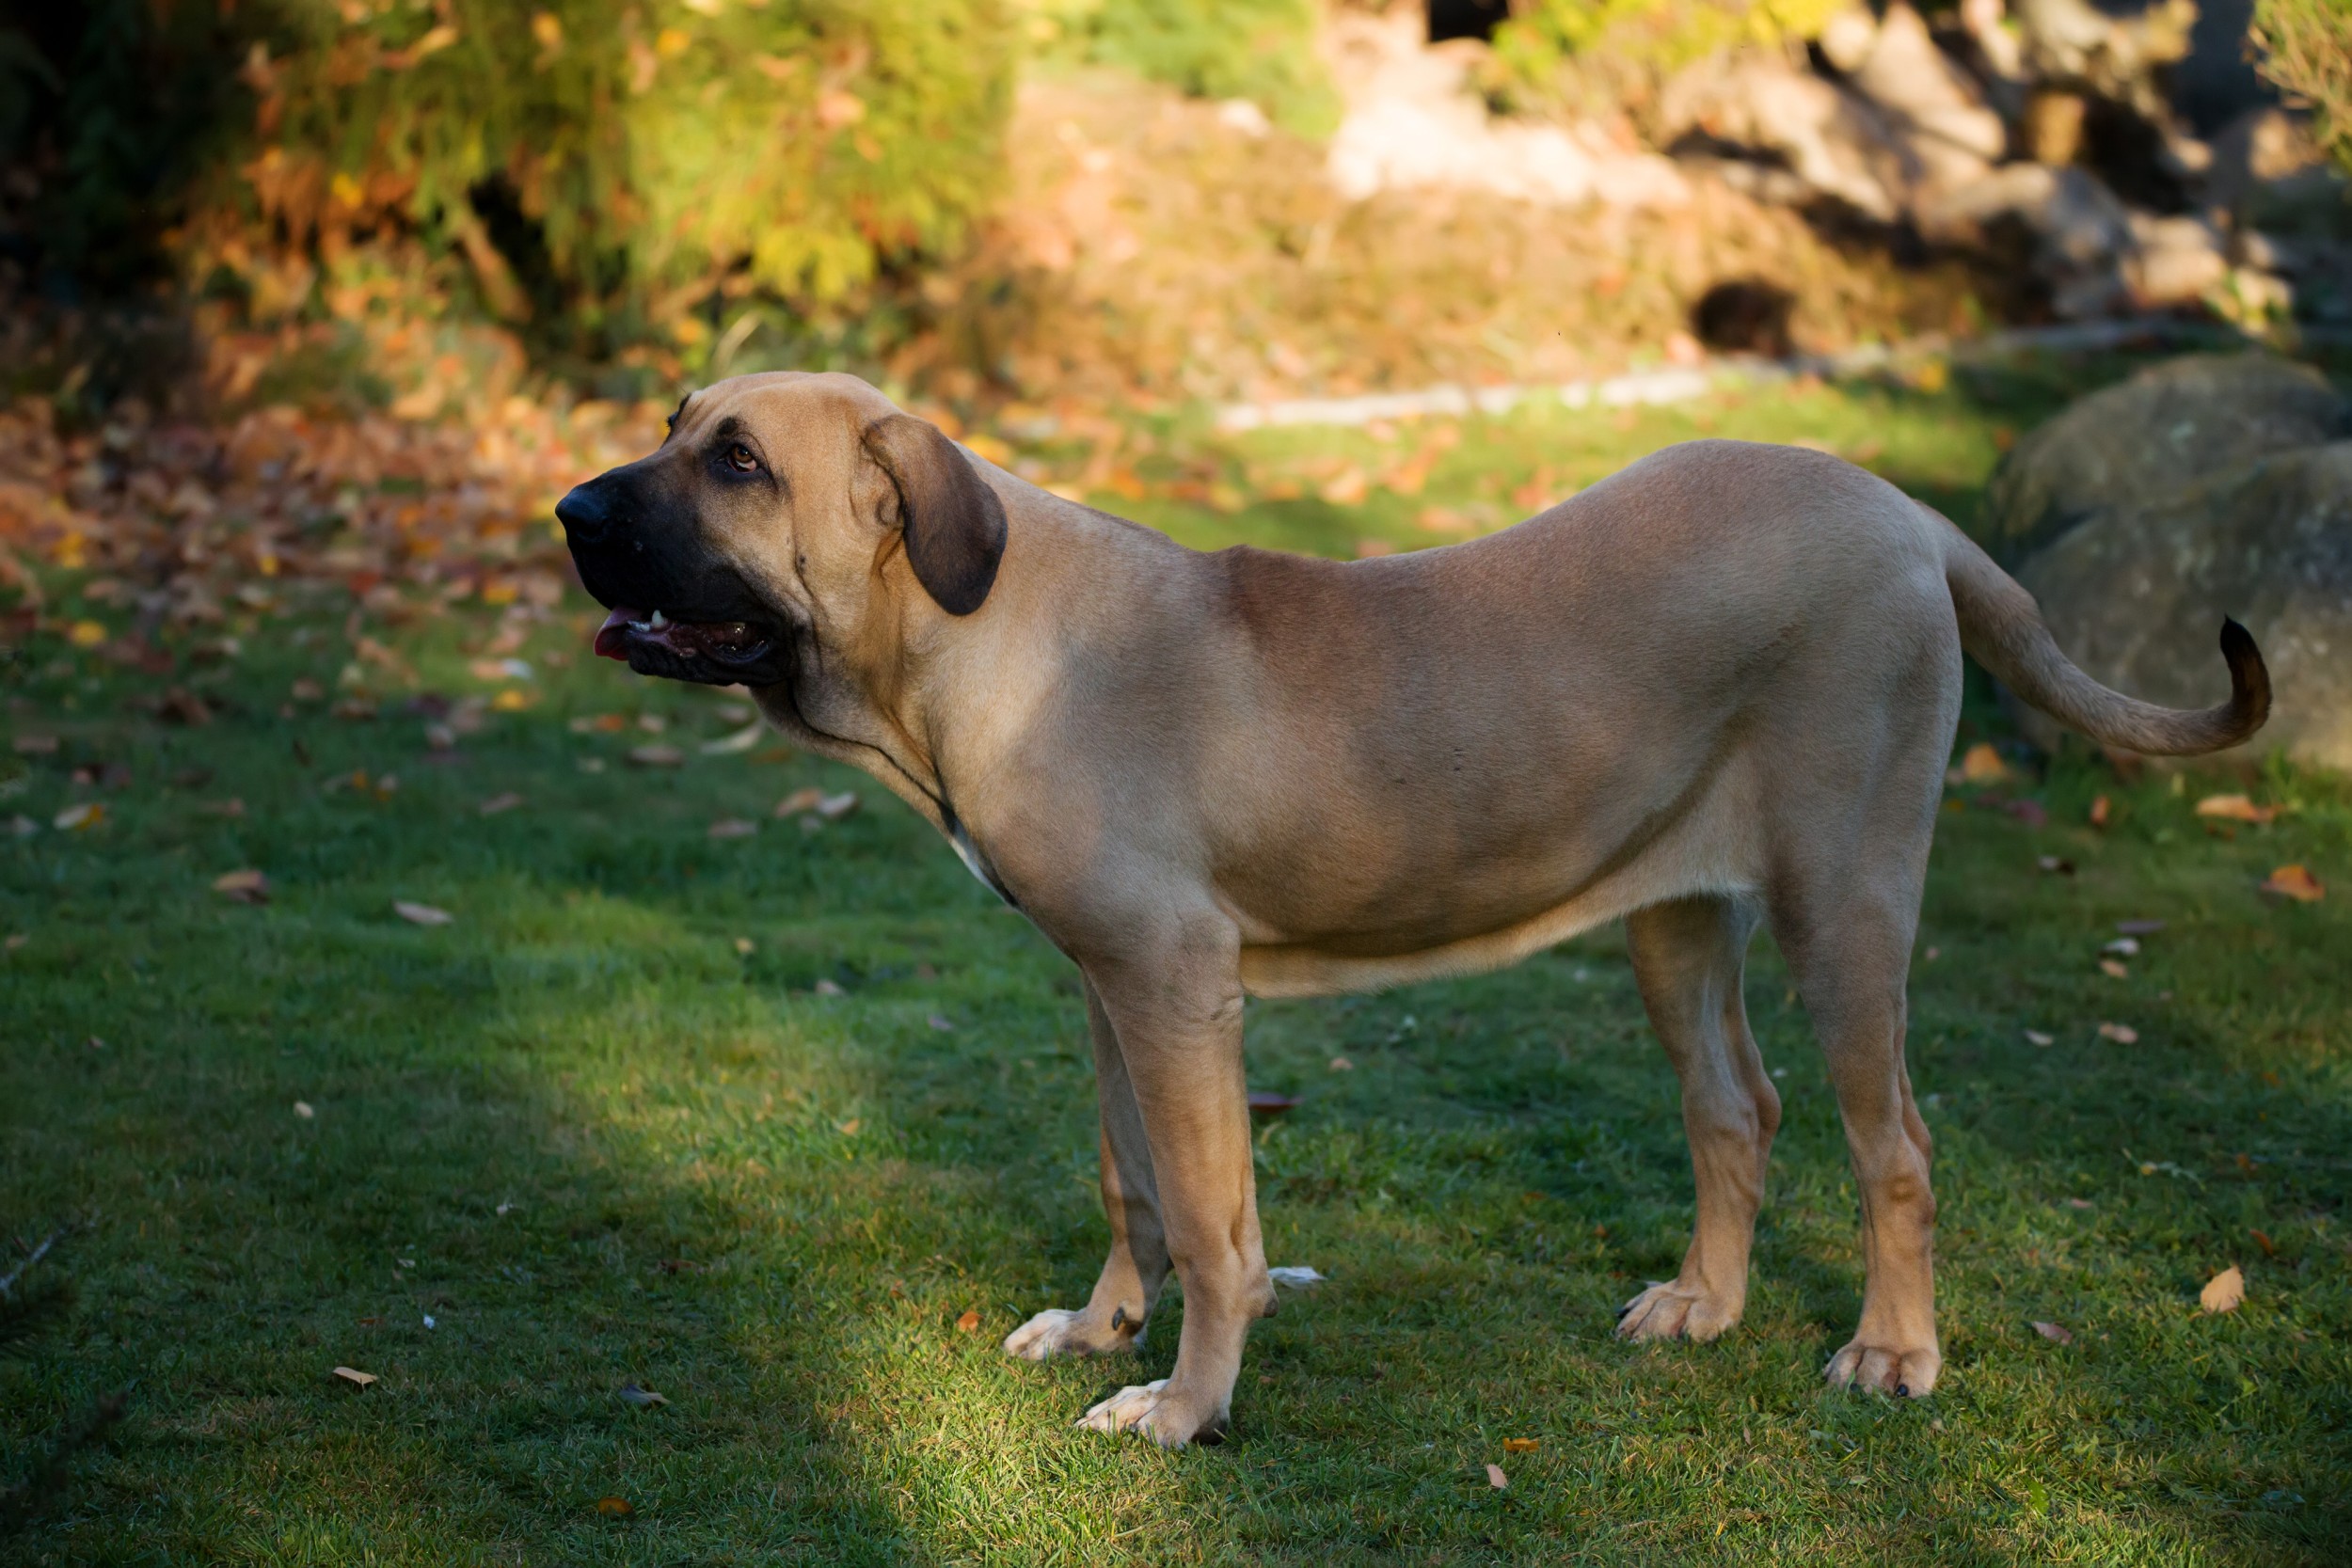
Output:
[557, 371, 2268, 1448]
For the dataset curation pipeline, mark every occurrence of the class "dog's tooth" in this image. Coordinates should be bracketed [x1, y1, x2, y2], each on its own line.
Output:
[648, 609, 668, 629]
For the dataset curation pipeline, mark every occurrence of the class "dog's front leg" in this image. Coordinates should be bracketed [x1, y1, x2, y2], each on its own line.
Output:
[1003, 975, 1169, 1361]
[1069, 925, 1274, 1447]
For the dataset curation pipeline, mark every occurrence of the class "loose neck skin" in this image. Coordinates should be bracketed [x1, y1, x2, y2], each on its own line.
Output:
[753, 475, 1195, 849]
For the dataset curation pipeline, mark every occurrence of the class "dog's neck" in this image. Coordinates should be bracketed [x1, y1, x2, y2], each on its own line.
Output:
[755, 477, 1186, 855]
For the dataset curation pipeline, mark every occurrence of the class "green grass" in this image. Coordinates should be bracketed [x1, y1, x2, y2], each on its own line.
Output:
[5, 365, 2350, 1564]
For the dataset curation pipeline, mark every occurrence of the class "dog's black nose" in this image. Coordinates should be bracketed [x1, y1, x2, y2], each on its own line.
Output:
[555, 482, 612, 543]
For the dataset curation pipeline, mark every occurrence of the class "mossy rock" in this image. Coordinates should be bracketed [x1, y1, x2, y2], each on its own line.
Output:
[2013, 438, 2352, 768]
[1980, 353, 2349, 568]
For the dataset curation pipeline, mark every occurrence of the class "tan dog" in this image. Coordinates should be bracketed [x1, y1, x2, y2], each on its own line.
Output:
[556, 372, 2268, 1447]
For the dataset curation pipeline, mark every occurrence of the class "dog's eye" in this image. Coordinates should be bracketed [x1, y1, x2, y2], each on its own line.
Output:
[725, 443, 758, 473]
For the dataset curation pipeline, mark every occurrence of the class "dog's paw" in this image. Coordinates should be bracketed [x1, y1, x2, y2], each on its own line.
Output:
[1002, 1307, 1141, 1361]
[1824, 1338, 1941, 1398]
[1614, 1279, 1740, 1343]
[1073, 1380, 1224, 1448]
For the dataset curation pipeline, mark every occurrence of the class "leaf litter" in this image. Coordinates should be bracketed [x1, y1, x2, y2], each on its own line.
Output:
[2201, 1266, 2246, 1314]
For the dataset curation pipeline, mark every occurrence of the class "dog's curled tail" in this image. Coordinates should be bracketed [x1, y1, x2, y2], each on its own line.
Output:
[1937, 515, 2269, 756]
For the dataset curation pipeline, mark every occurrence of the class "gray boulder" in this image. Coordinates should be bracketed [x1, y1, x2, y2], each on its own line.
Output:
[1981, 353, 2349, 567]
[2007, 436, 2352, 769]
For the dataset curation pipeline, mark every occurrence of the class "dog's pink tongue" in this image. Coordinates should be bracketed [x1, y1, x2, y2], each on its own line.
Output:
[594, 609, 641, 661]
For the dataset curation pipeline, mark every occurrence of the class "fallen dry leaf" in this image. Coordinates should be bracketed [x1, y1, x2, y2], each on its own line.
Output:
[707, 817, 757, 839]
[616, 1384, 669, 1407]
[2250, 1228, 2277, 1257]
[2200, 1265, 2245, 1314]
[2103, 937, 2140, 957]
[927, 1014, 955, 1032]
[774, 786, 825, 818]
[816, 790, 860, 821]
[733, 937, 754, 955]
[53, 801, 103, 832]
[2024, 1029, 2056, 1046]
[596, 1496, 634, 1517]
[2096, 1022, 2139, 1044]
[2260, 864, 2325, 903]
[2195, 793, 2276, 825]
[1957, 742, 2008, 784]
[11, 734, 58, 755]
[393, 899, 453, 926]
[626, 743, 684, 768]
[1267, 1265, 1326, 1288]
[835, 1117, 861, 1135]
[478, 791, 525, 816]
[1328, 1054, 1355, 1070]
[213, 868, 270, 904]
[2116, 918, 2167, 936]
[2099, 958, 2129, 979]
[1248, 1090, 1299, 1116]
[332, 1366, 377, 1387]
[294, 1101, 314, 1119]
[201, 798, 247, 817]
[2088, 794, 2110, 828]
[956, 1308, 981, 1334]
[2037, 855, 2074, 876]
[813, 977, 847, 997]
[701, 721, 767, 755]
[1502, 1437, 1540, 1453]
[2031, 1320, 2074, 1345]
[1485, 1463, 1509, 1490]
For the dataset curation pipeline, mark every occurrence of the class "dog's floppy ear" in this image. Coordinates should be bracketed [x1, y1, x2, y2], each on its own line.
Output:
[861, 414, 1007, 616]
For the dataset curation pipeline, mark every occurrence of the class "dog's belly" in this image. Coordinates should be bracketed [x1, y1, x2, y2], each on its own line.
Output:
[1231, 784, 1757, 998]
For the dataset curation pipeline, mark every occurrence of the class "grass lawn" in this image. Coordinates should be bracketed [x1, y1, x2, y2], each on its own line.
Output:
[5, 363, 2350, 1564]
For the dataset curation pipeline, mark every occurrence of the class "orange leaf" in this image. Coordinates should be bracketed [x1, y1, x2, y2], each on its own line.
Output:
[2260, 864, 2324, 903]
[1957, 742, 2008, 784]
[1485, 1463, 1508, 1490]
[2200, 1265, 2245, 1314]
[2195, 793, 2275, 824]
[1502, 1436, 1539, 1453]
[332, 1366, 377, 1387]
[213, 868, 270, 904]
[596, 1496, 635, 1517]
[956, 1309, 980, 1334]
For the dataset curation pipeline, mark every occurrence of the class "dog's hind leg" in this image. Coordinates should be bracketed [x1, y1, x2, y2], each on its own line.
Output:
[1616, 894, 1777, 1344]
[1003, 975, 1171, 1361]
[1772, 838, 1942, 1398]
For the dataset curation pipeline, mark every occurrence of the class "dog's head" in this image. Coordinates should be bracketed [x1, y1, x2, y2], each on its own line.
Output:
[555, 372, 1007, 687]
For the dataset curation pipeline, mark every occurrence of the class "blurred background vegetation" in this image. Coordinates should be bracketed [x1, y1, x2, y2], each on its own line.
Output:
[0, 1, 2343, 416]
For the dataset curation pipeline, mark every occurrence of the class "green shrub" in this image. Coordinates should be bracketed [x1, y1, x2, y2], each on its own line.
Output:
[1031, 0, 1338, 135]
[1489, 0, 1844, 108]
[5, 1, 1018, 341]
[2251, 0, 2352, 177]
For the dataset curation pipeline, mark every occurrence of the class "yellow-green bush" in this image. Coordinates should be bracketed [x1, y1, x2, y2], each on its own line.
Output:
[1489, 0, 1845, 108]
[2252, 0, 2352, 177]
[3, 0, 1017, 339]
[255, 0, 1015, 315]
[1025, 0, 1337, 135]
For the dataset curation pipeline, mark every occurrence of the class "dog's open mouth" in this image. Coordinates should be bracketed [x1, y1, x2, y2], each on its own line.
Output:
[594, 608, 788, 686]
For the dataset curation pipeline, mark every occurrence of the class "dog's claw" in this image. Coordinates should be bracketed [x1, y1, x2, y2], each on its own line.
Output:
[1075, 1380, 1169, 1437]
